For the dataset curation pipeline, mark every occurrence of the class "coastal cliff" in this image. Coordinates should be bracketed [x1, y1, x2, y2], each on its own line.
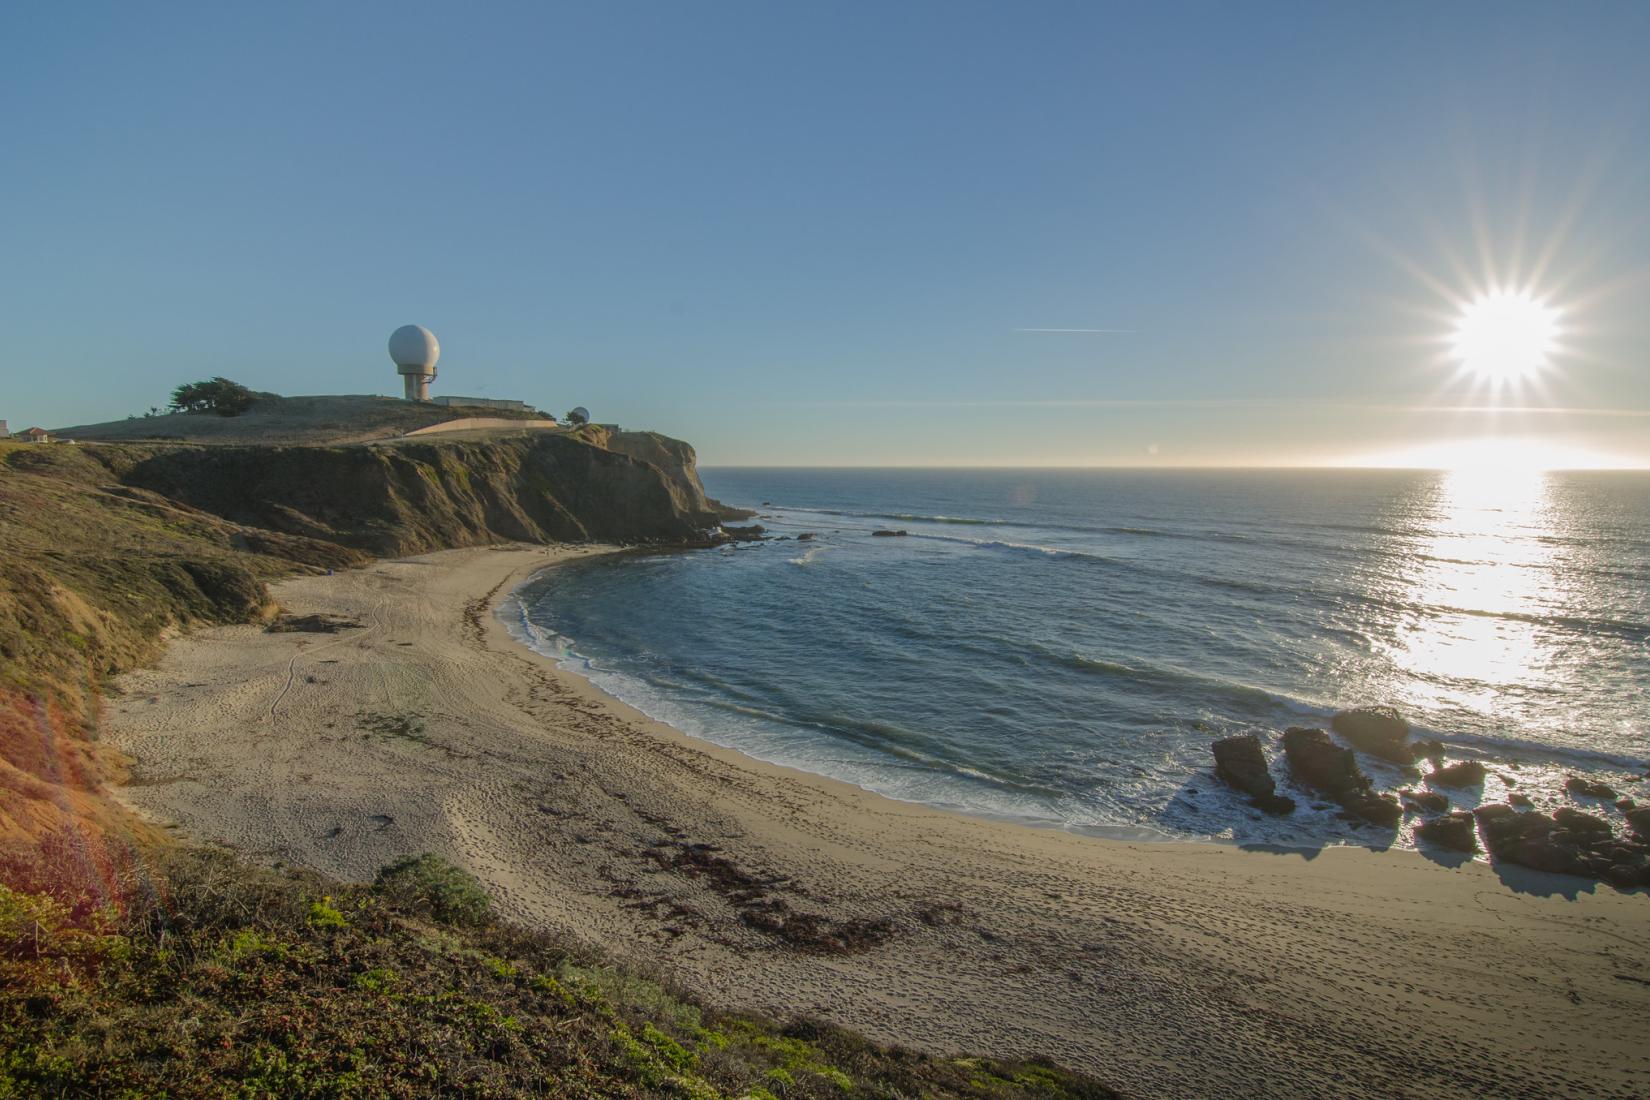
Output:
[0, 427, 720, 874]
[109, 431, 723, 555]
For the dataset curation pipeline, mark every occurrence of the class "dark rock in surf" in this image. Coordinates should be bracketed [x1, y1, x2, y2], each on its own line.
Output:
[1625, 808, 1650, 840]
[1616, 798, 1635, 811]
[713, 502, 758, 521]
[1425, 760, 1488, 789]
[1564, 777, 1617, 800]
[1553, 807, 1613, 840]
[870, 529, 908, 537]
[1400, 789, 1449, 814]
[1210, 735, 1295, 815]
[1413, 739, 1446, 765]
[719, 524, 766, 542]
[1330, 706, 1414, 764]
[1211, 735, 1270, 794]
[1283, 727, 1361, 791]
[1507, 792, 1534, 808]
[1345, 794, 1403, 829]
[796, 532, 816, 541]
[1476, 802, 1650, 885]
[1282, 727, 1401, 828]
[1601, 860, 1650, 889]
[1415, 812, 1478, 853]
[1474, 805, 1583, 876]
[1474, 804, 1544, 846]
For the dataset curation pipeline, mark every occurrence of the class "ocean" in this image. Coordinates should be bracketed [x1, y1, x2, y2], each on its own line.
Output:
[501, 468, 1650, 849]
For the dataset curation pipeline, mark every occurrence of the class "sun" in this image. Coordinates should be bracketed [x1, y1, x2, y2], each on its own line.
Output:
[1449, 290, 1560, 383]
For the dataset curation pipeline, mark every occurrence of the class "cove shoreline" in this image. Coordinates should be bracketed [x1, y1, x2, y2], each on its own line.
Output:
[498, 557, 1199, 847]
[105, 544, 1650, 1100]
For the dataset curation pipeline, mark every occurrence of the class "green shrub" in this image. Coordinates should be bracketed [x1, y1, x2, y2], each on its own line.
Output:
[306, 896, 348, 929]
[372, 853, 492, 927]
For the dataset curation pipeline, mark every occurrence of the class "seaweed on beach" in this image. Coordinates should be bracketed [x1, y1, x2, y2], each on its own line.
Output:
[355, 709, 431, 744]
[266, 612, 363, 633]
[642, 840, 898, 955]
[739, 898, 897, 954]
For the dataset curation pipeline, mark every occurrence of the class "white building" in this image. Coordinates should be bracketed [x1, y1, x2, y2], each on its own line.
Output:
[433, 396, 534, 413]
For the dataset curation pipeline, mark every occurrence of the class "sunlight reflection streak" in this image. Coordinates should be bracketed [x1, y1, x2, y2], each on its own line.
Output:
[1382, 468, 1564, 716]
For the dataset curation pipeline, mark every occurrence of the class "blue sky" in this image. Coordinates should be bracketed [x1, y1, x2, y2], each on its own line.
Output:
[4, 2, 1648, 465]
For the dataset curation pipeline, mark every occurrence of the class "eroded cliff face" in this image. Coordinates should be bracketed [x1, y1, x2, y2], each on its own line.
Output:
[108, 431, 723, 556]
[602, 430, 711, 505]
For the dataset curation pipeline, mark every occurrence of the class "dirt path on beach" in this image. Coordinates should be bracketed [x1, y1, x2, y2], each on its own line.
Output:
[107, 545, 1650, 1100]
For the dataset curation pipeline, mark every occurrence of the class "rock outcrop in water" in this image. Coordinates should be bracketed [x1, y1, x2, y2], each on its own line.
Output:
[1415, 811, 1478, 853]
[1425, 760, 1488, 789]
[1330, 706, 1415, 764]
[1475, 803, 1650, 887]
[1564, 776, 1617, 800]
[1210, 735, 1295, 814]
[1282, 727, 1401, 827]
[1400, 789, 1449, 814]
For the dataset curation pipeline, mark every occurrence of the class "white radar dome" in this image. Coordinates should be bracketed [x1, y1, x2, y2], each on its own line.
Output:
[388, 324, 440, 369]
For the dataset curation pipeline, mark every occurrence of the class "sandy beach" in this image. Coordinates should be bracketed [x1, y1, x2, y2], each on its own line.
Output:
[105, 545, 1650, 1100]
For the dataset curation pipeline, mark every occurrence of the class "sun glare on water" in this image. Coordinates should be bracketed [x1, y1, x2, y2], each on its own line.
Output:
[1449, 290, 1560, 383]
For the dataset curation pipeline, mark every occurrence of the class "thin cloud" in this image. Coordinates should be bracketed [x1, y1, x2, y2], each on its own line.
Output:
[780, 398, 1650, 416]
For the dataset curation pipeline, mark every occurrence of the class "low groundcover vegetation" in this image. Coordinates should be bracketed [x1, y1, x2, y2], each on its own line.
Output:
[1, 848, 1113, 1099]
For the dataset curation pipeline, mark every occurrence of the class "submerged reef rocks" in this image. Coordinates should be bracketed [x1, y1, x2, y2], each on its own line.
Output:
[1209, 705, 1650, 892]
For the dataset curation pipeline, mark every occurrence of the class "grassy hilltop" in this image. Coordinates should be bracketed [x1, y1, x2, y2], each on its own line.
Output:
[0, 429, 1112, 1099]
[55, 393, 549, 446]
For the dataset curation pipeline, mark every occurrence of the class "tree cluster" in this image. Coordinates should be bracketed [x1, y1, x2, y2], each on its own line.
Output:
[170, 377, 256, 417]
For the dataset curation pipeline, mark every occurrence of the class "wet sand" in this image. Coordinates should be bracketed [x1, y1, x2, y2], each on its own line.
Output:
[106, 545, 1650, 1099]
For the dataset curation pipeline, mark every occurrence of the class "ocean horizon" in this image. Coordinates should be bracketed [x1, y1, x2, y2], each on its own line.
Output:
[503, 466, 1650, 851]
